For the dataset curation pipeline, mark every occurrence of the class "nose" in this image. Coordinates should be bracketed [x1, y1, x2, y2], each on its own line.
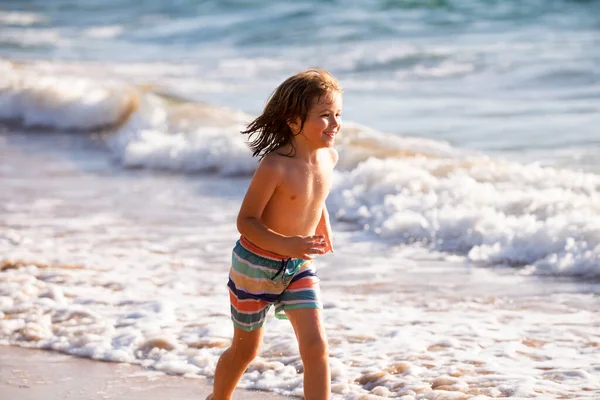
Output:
[330, 115, 341, 128]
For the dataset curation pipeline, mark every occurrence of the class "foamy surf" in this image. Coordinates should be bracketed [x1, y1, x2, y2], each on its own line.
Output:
[0, 11, 45, 26]
[331, 156, 600, 277]
[0, 145, 598, 399]
[1, 61, 599, 278]
[0, 61, 138, 130]
[107, 91, 257, 175]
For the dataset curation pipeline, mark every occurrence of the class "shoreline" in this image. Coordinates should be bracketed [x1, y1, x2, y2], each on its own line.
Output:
[0, 345, 288, 400]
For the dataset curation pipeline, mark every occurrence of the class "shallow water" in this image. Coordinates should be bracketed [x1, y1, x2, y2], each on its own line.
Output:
[1, 132, 599, 398]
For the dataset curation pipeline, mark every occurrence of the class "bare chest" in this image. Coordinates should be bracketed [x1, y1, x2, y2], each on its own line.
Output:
[276, 164, 332, 208]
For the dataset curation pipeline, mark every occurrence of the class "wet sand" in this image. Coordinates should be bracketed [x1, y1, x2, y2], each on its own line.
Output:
[0, 345, 287, 400]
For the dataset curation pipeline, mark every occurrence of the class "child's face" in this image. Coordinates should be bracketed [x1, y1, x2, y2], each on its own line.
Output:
[296, 91, 343, 149]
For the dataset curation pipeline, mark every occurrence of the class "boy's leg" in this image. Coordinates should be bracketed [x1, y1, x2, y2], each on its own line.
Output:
[285, 308, 330, 400]
[210, 325, 264, 400]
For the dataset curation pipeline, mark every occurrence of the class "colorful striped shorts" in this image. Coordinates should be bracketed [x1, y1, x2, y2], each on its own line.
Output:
[227, 236, 322, 332]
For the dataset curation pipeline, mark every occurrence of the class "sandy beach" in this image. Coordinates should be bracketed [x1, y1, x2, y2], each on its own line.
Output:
[0, 345, 286, 400]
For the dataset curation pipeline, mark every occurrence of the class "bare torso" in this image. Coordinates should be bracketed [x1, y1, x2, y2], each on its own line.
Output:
[260, 148, 335, 238]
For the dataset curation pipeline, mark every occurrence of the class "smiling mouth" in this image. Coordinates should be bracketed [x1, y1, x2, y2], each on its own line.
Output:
[323, 131, 336, 138]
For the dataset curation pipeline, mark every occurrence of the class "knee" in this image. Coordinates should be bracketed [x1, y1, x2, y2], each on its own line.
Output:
[299, 337, 328, 362]
[230, 339, 260, 364]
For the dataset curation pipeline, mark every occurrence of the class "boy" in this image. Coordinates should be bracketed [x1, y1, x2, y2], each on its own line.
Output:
[208, 68, 342, 400]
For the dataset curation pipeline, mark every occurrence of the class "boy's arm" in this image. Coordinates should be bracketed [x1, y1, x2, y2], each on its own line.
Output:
[236, 156, 290, 254]
[315, 204, 334, 254]
[315, 147, 338, 254]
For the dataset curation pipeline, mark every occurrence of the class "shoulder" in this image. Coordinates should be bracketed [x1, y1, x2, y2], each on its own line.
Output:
[257, 152, 287, 177]
[326, 147, 339, 165]
[262, 151, 288, 166]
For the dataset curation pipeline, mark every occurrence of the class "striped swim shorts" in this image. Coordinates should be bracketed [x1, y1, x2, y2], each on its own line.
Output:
[227, 236, 322, 332]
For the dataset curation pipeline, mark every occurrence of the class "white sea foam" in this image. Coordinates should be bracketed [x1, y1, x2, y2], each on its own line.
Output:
[330, 156, 600, 277]
[0, 62, 599, 277]
[0, 62, 138, 129]
[0, 11, 45, 26]
[110, 107, 596, 277]
[218, 57, 291, 78]
[413, 60, 476, 78]
[0, 28, 65, 48]
[1, 123, 599, 399]
[0, 62, 255, 174]
[106, 91, 257, 175]
[83, 25, 125, 39]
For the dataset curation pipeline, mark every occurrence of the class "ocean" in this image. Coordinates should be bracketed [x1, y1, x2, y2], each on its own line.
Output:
[0, 0, 599, 398]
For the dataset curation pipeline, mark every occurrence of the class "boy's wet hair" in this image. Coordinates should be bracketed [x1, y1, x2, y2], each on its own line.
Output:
[242, 68, 342, 159]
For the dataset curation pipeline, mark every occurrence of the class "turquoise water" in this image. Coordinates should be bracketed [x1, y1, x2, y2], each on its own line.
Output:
[1, 0, 599, 163]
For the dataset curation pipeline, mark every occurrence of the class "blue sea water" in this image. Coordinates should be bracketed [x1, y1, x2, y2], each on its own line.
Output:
[1, 0, 599, 160]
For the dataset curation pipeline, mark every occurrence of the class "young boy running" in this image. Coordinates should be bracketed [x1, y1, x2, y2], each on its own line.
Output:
[207, 68, 342, 400]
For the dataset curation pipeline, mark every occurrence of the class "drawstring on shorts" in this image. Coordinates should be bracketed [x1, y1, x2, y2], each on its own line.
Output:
[272, 258, 291, 283]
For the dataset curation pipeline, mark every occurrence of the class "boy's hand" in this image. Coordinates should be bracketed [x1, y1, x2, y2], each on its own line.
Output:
[315, 205, 334, 254]
[284, 235, 328, 260]
[322, 237, 334, 254]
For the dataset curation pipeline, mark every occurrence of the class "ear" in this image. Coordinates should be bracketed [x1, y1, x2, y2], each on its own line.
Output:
[287, 117, 301, 134]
